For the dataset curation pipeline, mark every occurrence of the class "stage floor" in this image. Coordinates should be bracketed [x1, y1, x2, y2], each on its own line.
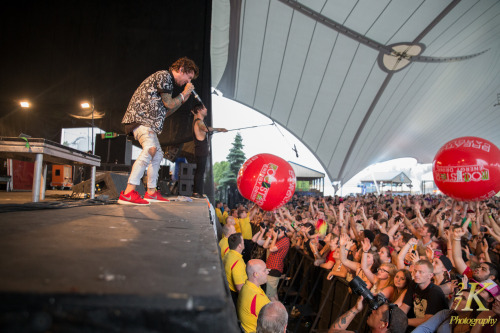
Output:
[0, 193, 239, 332]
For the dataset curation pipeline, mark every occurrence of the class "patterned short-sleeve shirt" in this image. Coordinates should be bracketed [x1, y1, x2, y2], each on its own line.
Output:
[122, 70, 174, 134]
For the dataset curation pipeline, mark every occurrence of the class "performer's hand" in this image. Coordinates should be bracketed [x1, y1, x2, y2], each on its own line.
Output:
[183, 82, 195, 96]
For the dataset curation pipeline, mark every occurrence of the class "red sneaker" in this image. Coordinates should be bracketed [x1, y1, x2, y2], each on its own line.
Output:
[117, 190, 150, 205]
[144, 190, 170, 203]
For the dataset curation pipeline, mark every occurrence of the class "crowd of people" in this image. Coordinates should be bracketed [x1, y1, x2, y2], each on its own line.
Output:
[217, 193, 500, 333]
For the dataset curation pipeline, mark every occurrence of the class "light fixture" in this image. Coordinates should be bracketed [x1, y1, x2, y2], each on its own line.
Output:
[81, 99, 95, 154]
[20, 101, 31, 108]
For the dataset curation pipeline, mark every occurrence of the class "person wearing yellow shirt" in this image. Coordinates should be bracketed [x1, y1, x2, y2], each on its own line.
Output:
[223, 212, 228, 225]
[215, 201, 224, 224]
[231, 209, 242, 233]
[215, 201, 228, 225]
[237, 259, 270, 333]
[223, 233, 247, 306]
[219, 224, 235, 259]
[238, 205, 259, 262]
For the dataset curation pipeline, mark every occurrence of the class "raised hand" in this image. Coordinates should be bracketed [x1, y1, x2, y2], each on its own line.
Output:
[408, 238, 418, 247]
[425, 245, 434, 260]
[339, 233, 350, 247]
[361, 237, 371, 252]
[453, 227, 466, 240]
[480, 238, 489, 253]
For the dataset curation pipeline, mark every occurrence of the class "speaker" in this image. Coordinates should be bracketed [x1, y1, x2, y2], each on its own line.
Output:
[71, 172, 145, 199]
[158, 165, 171, 182]
[178, 179, 194, 196]
[178, 163, 196, 180]
[95, 135, 132, 165]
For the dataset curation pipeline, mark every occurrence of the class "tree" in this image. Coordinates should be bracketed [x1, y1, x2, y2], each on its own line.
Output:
[220, 132, 246, 187]
[213, 161, 230, 187]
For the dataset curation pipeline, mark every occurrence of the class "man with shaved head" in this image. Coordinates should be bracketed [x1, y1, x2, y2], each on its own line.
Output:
[237, 259, 270, 333]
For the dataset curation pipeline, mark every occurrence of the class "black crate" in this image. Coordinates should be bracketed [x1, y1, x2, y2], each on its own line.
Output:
[178, 163, 196, 180]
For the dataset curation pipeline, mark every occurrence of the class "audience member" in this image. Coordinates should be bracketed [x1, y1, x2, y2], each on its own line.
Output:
[219, 224, 235, 259]
[237, 259, 270, 333]
[223, 233, 247, 306]
[263, 225, 290, 301]
[215, 194, 500, 332]
[400, 260, 449, 328]
[256, 301, 288, 333]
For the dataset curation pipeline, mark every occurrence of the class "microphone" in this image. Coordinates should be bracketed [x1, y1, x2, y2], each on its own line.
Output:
[192, 90, 202, 103]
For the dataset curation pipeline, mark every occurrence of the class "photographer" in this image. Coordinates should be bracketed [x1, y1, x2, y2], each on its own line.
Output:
[328, 295, 407, 333]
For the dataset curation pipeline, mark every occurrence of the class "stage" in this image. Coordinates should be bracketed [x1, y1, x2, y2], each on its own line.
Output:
[0, 192, 239, 332]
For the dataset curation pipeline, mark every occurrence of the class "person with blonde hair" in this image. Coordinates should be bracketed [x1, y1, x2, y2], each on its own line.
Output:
[361, 237, 397, 300]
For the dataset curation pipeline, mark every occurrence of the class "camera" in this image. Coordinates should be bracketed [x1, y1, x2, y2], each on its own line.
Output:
[349, 276, 388, 310]
[274, 226, 286, 233]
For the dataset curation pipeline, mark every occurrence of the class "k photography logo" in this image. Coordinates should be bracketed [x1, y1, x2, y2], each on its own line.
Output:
[454, 283, 491, 311]
[450, 282, 498, 327]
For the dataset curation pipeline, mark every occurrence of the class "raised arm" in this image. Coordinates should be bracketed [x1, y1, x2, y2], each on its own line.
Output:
[360, 238, 377, 284]
[397, 238, 418, 270]
[401, 211, 420, 239]
[339, 234, 360, 272]
[328, 296, 364, 333]
[451, 227, 468, 274]
[160, 83, 193, 116]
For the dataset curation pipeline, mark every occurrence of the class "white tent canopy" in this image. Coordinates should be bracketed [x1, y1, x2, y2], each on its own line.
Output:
[211, 0, 500, 185]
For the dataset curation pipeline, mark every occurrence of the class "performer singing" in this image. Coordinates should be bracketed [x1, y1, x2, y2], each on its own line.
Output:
[191, 103, 227, 198]
[119, 57, 198, 205]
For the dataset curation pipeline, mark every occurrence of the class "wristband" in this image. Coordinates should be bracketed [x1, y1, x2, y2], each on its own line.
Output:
[180, 93, 185, 102]
[453, 238, 461, 241]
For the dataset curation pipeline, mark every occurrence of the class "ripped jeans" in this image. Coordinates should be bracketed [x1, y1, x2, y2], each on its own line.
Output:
[127, 125, 163, 189]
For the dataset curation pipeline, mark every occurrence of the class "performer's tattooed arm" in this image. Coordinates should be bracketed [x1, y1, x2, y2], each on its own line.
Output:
[161, 93, 184, 117]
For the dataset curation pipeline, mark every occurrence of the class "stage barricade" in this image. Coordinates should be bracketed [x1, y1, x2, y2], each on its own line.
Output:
[278, 248, 371, 333]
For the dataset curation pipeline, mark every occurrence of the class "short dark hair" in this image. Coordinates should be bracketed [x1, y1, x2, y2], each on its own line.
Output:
[228, 233, 243, 250]
[192, 102, 205, 114]
[376, 233, 390, 247]
[385, 305, 408, 333]
[303, 222, 315, 236]
[169, 57, 199, 79]
[484, 262, 498, 280]
[424, 223, 438, 238]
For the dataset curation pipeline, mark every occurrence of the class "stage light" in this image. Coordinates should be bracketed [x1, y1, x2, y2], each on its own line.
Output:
[20, 101, 30, 108]
[81, 102, 91, 109]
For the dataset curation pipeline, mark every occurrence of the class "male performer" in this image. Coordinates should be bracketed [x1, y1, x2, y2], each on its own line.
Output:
[119, 57, 198, 205]
[191, 103, 227, 198]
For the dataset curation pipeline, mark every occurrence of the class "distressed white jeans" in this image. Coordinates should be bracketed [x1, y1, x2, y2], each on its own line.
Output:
[127, 125, 163, 189]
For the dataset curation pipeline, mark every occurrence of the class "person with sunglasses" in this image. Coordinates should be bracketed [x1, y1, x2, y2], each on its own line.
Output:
[328, 296, 408, 333]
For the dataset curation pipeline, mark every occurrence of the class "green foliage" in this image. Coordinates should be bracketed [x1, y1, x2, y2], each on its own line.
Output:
[220, 132, 246, 187]
[213, 161, 230, 186]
